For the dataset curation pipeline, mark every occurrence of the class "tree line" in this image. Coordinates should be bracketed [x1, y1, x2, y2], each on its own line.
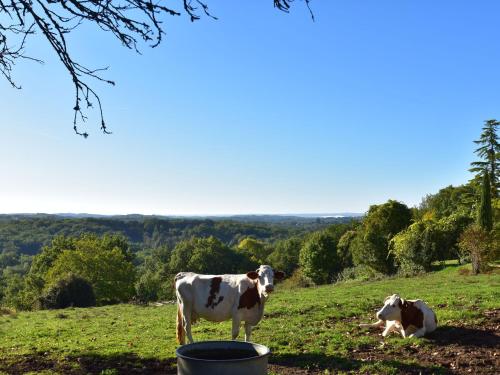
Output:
[0, 120, 498, 310]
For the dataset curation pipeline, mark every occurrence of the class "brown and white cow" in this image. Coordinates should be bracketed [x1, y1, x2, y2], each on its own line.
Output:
[175, 265, 284, 344]
[359, 294, 437, 338]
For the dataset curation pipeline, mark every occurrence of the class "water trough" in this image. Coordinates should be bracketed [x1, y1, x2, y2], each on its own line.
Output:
[176, 340, 270, 375]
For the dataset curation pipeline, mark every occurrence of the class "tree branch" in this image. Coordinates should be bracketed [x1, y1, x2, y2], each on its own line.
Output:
[1, 0, 313, 136]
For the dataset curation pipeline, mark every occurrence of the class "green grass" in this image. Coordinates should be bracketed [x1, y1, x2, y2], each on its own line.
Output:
[0, 263, 498, 374]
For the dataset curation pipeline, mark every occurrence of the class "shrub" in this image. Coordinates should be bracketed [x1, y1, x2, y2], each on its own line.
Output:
[40, 274, 96, 309]
[458, 224, 495, 274]
[46, 244, 136, 305]
[280, 268, 314, 289]
[267, 236, 302, 276]
[23, 234, 136, 308]
[336, 265, 386, 283]
[135, 272, 162, 303]
[0, 273, 33, 310]
[169, 236, 251, 275]
[390, 221, 439, 275]
[435, 214, 473, 262]
[0, 307, 16, 316]
[350, 200, 412, 274]
[299, 231, 341, 284]
[237, 237, 270, 265]
[336, 230, 356, 269]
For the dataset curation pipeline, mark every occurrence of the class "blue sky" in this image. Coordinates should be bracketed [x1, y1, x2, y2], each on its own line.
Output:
[1, 0, 498, 215]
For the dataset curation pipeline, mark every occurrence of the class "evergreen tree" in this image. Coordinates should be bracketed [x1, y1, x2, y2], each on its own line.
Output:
[477, 172, 493, 232]
[470, 120, 499, 197]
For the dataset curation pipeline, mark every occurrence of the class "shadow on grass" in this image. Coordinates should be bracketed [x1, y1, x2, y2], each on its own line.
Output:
[0, 351, 453, 375]
[270, 352, 450, 374]
[428, 326, 499, 348]
[0, 352, 176, 375]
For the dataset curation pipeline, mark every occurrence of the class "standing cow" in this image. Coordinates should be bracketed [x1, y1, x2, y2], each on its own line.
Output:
[175, 265, 284, 344]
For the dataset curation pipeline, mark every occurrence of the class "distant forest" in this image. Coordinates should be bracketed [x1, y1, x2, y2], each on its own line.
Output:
[0, 214, 355, 256]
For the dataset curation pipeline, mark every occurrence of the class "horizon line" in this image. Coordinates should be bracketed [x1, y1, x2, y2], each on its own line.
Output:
[0, 211, 365, 217]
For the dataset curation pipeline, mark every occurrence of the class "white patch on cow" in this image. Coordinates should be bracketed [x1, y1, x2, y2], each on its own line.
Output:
[377, 294, 403, 321]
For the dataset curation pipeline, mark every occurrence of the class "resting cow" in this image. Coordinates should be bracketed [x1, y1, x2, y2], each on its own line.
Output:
[359, 294, 437, 338]
[175, 265, 284, 344]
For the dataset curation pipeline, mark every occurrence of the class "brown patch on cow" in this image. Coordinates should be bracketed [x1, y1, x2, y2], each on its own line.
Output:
[246, 271, 259, 280]
[400, 300, 424, 329]
[205, 277, 224, 309]
[238, 283, 261, 310]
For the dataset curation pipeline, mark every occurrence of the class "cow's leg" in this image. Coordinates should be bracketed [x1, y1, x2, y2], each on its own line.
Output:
[399, 326, 407, 338]
[359, 319, 385, 329]
[382, 321, 397, 337]
[231, 317, 241, 340]
[244, 323, 252, 342]
[409, 328, 426, 338]
[181, 304, 194, 344]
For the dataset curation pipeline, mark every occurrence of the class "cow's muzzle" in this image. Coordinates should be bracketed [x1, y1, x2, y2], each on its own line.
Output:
[265, 285, 274, 293]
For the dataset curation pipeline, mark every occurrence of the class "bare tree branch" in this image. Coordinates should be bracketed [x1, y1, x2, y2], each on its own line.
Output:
[0, 0, 313, 137]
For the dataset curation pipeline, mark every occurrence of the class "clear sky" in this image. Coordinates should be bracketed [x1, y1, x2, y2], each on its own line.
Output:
[1, 0, 499, 215]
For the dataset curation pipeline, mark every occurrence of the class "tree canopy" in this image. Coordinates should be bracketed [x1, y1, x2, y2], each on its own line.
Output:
[470, 119, 499, 197]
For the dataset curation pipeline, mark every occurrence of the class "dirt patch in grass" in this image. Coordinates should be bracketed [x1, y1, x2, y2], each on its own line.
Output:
[269, 309, 500, 374]
[0, 353, 176, 375]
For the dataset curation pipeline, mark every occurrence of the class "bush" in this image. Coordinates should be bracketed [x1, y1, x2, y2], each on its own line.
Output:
[237, 237, 270, 265]
[336, 230, 356, 269]
[0, 307, 16, 316]
[435, 214, 473, 262]
[23, 234, 136, 308]
[280, 268, 314, 289]
[0, 273, 33, 310]
[267, 236, 302, 275]
[40, 274, 96, 309]
[336, 265, 386, 283]
[135, 272, 162, 303]
[299, 231, 341, 284]
[390, 221, 439, 275]
[458, 224, 495, 274]
[350, 200, 412, 274]
[169, 236, 253, 275]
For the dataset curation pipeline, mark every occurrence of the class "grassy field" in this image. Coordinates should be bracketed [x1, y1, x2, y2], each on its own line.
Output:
[0, 263, 498, 374]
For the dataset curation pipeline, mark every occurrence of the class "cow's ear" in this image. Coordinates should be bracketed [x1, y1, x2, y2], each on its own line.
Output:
[246, 271, 259, 280]
[274, 271, 285, 280]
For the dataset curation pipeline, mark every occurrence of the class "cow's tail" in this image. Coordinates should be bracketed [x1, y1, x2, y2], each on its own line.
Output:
[176, 303, 185, 345]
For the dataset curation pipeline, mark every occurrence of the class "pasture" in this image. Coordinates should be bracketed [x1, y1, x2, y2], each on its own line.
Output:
[0, 264, 498, 374]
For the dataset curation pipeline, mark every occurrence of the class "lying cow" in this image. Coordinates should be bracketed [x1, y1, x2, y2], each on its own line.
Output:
[359, 294, 437, 338]
[175, 265, 284, 344]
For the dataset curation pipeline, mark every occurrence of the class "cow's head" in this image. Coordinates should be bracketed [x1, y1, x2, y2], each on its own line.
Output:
[246, 265, 285, 299]
[376, 294, 403, 321]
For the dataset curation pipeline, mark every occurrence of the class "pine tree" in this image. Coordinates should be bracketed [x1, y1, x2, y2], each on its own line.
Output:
[470, 120, 500, 197]
[477, 172, 493, 232]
